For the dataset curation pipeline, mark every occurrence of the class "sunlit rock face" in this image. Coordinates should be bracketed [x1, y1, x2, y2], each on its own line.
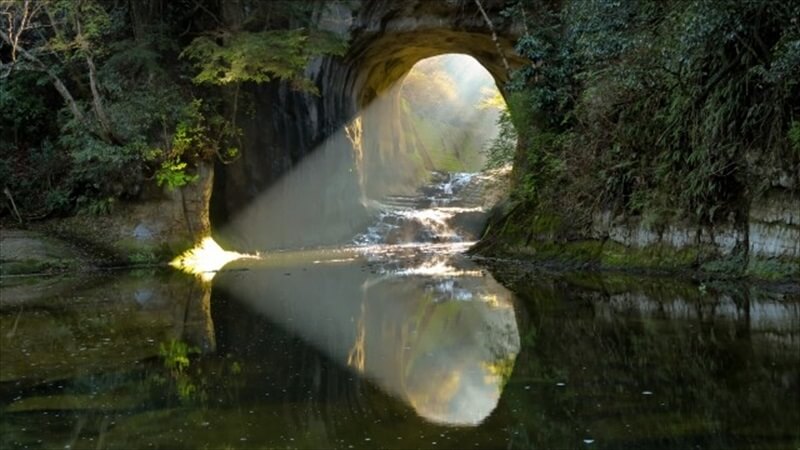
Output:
[213, 248, 520, 426]
[212, 0, 523, 251]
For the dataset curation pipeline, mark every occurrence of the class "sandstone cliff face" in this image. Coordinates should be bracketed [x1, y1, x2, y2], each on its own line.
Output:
[212, 0, 521, 250]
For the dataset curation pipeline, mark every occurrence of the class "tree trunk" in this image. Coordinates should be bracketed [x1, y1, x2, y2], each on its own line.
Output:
[85, 54, 116, 143]
[72, 0, 116, 143]
[49, 70, 88, 126]
[0, 30, 87, 126]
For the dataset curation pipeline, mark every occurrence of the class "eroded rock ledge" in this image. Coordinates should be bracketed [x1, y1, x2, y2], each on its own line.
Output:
[475, 186, 799, 280]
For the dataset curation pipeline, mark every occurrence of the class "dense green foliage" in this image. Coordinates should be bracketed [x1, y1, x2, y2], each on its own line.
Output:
[0, 0, 344, 219]
[3, 0, 797, 232]
[482, 110, 517, 169]
[183, 29, 346, 92]
[492, 0, 800, 228]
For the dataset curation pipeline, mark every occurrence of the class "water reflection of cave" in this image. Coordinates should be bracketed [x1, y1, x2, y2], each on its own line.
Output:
[211, 252, 520, 427]
[210, 286, 375, 433]
[357, 54, 507, 200]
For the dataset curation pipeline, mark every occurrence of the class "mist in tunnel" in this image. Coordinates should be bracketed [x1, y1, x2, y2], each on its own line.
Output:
[362, 54, 505, 199]
[213, 53, 506, 251]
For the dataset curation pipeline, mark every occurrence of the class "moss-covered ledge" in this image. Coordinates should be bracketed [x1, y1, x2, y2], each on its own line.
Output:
[472, 198, 800, 281]
[474, 236, 798, 281]
[0, 229, 95, 276]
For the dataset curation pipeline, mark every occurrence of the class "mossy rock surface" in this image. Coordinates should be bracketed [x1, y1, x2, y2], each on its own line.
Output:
[0, 229, 94, 276]
[476, 201, 800, 282]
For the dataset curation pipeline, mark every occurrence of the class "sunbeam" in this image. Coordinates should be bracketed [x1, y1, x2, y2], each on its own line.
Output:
[172, 53, 518, 427]
[212, 53, 506, 252]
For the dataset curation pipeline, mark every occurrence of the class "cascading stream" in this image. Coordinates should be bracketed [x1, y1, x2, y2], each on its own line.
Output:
[353, 171, 487, 246]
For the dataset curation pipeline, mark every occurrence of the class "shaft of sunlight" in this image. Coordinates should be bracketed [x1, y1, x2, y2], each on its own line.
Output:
[173, 53, 519, 427]
[215, 53, 506, 251]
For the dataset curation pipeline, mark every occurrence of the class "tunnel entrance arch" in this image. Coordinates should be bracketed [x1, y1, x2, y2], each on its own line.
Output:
[329, 2, 527, 210]
[351, 53, 510, 200]
[211, 0, 526, 250]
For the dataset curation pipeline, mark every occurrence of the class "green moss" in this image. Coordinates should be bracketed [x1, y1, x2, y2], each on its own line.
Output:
[600, 241, 700, 270]
[533, 240, 603, 263]
[496, 230, 800, 281]
[501, 234, 705, 273]
[700, 254, 747, 275]
[491, 210, 568, 251]
[494, 230, 799, 281]
[745, 257, 800, 281]
[529, 213, 565, 235]
[480, 198, 795, 281]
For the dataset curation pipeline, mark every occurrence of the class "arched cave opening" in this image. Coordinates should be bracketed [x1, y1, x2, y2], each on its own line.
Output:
[210, 3, 524, 252]
[355, 53, 510, 201]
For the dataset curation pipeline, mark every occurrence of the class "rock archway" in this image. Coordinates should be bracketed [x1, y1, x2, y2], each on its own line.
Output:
[212, 0, 525, 250]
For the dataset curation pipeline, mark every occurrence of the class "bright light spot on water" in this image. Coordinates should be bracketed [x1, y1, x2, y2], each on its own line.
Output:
[170, 236, 255, 281]
[395, 260, 483, 278]
[312, 257, 357, 264]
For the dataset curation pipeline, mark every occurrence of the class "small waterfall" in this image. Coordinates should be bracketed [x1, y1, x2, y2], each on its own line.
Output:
[353, 171, 491, 245]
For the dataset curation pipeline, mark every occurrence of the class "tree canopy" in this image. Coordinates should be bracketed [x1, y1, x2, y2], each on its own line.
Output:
[1, 0, 346, 217]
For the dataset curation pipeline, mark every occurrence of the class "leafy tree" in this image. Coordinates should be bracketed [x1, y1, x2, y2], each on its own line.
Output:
[483, 110, 517, 169]
[182, 28, 346, 93]
[500, 0, 800, 226]
[400, 58, 459, 119]
[1, 0, 348, 218]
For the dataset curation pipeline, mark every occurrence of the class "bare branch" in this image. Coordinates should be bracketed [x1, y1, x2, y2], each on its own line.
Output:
[1, 0, 43, 64]
[0, 25, 87, 125]
[474, 0, 510, 75]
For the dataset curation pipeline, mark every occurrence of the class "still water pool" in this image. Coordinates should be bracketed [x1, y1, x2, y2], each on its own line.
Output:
[1, 243, 798, 449]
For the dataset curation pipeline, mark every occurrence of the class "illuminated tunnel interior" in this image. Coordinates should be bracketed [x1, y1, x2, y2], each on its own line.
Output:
[208, 1, 525, 251]
[210, 52, 514, 252]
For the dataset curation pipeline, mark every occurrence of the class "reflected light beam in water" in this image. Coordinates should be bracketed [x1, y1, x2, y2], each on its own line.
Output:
[173, 54, 518, 428]
[170, 237, 256, 281]
[395, 260, 483, 278]
[214, 251, 521, 427]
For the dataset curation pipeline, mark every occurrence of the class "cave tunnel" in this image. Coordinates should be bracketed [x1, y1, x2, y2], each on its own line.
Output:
[353, 53, 509, 199]
[210, 0, 526, 251]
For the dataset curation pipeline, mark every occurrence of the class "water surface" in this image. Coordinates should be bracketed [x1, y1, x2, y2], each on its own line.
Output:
[1, 244, 798, 449]
[2, 172, 798, 449]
